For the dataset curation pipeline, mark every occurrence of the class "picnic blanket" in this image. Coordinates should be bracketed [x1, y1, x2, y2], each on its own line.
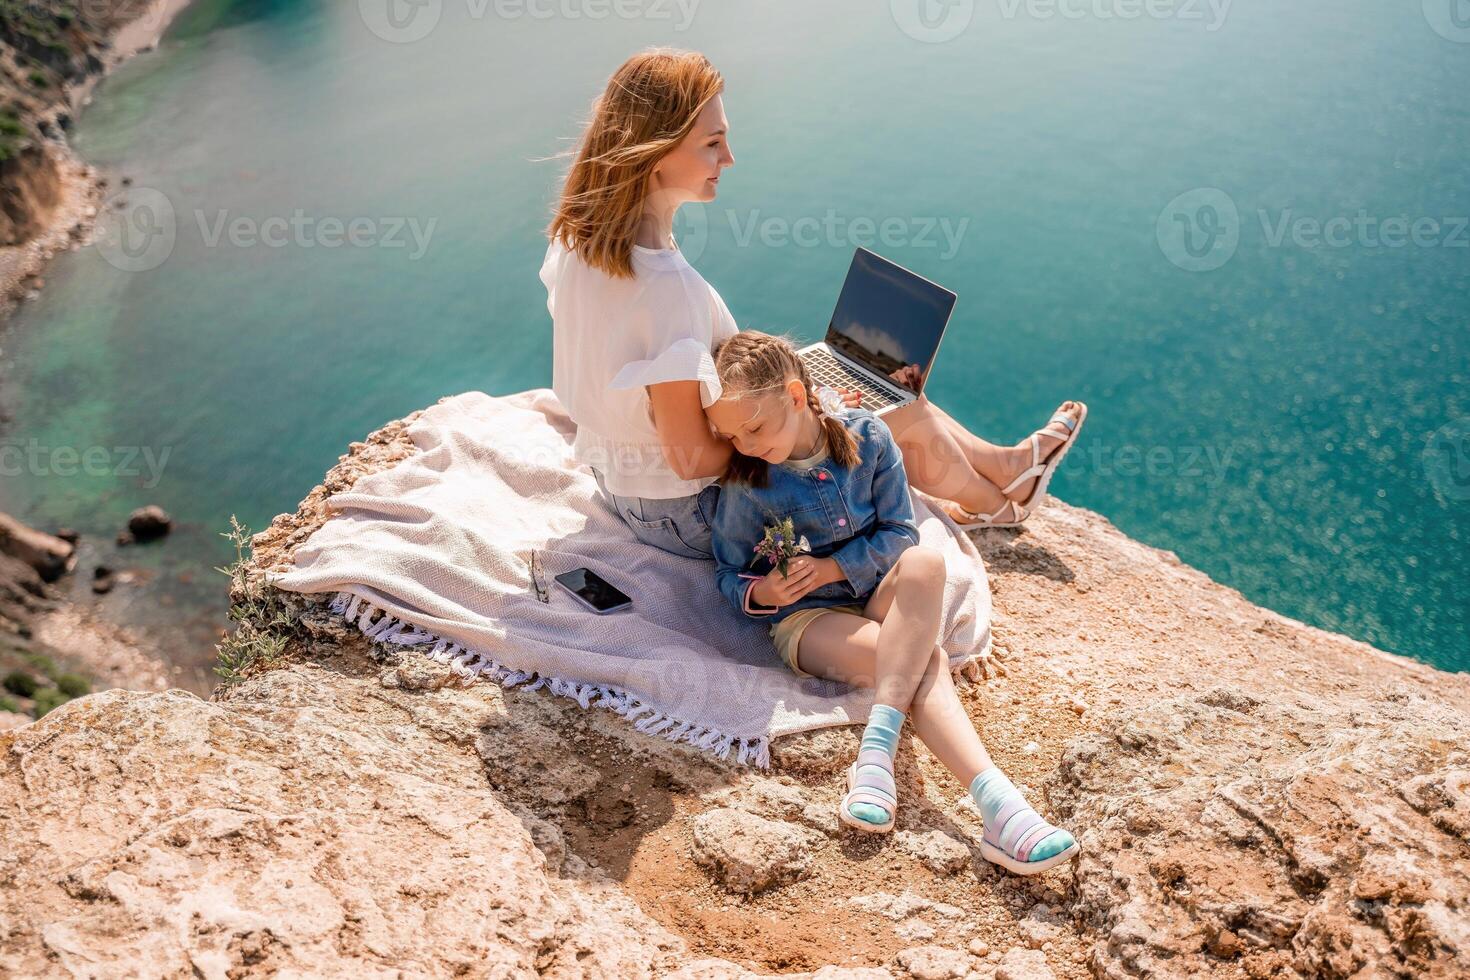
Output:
[270, 389, 992, 769]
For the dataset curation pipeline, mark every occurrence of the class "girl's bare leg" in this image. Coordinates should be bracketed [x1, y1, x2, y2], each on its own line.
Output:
[797, 548, 1081, 868]
[796, 606, 993, 786]
[844, 547, 949, 711]
[800, 545, 990, 778]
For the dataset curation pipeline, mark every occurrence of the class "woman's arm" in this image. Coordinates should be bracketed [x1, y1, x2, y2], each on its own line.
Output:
[648, 380, 734, 480]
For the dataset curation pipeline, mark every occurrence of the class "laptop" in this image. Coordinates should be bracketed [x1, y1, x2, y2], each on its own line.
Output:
[798, 247, 958, 416]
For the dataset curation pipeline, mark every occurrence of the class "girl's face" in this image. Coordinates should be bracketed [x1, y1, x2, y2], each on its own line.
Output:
[707, 379, 812, 463]
[649, 95, 735, 206]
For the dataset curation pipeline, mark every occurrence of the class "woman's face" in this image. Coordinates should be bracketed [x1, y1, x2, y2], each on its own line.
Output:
[649, 95, 735, 206]
[707, 380, 810, 463]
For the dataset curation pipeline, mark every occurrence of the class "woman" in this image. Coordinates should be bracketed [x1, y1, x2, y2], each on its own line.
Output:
[541, 48, 1085, 557]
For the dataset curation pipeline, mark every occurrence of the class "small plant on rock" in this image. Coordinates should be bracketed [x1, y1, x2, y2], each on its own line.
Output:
[213, 515, 297, 685]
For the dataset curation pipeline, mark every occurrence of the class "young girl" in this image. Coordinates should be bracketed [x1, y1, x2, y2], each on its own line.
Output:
[706, 331, 1080, 876]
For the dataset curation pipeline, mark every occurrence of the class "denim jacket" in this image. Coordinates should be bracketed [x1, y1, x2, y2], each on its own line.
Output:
[709, 407, 920, 624]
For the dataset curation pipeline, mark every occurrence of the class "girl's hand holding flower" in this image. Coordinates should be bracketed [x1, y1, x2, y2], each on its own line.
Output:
[751, 556, 818, 607]
[748, 516, 845, 608]
[751, 556, 844, 607]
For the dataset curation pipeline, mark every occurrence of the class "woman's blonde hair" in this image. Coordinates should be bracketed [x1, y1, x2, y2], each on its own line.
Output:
[712, 331, 862, 488]
[544, 48, 724, 279]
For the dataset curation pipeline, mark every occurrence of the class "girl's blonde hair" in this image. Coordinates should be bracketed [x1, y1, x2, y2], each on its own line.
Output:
[544, 48, 724, 279]
[712, 331, 862, 487]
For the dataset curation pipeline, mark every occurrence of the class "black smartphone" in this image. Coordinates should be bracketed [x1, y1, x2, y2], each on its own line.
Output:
[553, 567, 633, 614]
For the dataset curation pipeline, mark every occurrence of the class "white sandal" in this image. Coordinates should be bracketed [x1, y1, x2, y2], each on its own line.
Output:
[946, 403, 1087, 530]
[837, 748, 898, 834]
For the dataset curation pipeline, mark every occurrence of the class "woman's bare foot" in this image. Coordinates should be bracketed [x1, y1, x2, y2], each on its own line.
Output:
[939, 499, 984, 524]
[994, 401, 1084, 505]
[940, 502, 976, 525]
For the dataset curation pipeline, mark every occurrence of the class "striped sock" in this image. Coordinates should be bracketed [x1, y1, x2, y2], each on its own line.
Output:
[969, 766, 1076, 864]
[847, 703, 904, 826]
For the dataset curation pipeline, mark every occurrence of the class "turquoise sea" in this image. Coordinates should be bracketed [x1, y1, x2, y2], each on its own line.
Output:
[1, 0, 1465, 686]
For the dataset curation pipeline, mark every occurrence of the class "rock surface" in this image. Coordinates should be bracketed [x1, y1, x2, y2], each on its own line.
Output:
[0, 668, 691, 977]
[894, 828, 973, 876]
[0, 510, 75, 582]
[894, 943, 969, 978]
[5, 400, 1470, 977]
[120, 503, 173, 544]
[1051, 687, 1470, 979]
[996, 946, 1055, 979]
[691, 808, 822, 895]
[0, 511, 171, 722]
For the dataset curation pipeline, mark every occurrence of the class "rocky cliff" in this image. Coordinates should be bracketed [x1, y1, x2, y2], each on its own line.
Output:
[2, 405, 1467, 979]
[0, 512, 172, 727]
[0, 0, 190, 315]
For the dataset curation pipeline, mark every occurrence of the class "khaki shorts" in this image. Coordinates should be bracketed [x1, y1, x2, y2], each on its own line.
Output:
[770, 603, 868, 679]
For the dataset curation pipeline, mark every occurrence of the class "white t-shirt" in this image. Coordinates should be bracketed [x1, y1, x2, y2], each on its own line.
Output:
[541, 237, 739, 499]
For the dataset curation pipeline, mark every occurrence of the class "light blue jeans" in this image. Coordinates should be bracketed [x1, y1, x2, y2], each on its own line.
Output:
[591, 467, 719, 561]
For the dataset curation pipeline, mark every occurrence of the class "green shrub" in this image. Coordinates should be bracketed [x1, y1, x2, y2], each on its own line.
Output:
[0, 110, 26, 164]
[22, 650, 59, 676]
[214, 515, 296, 684]
[55, 673, 90, 698]
[2, 671, 38, 698]
[0, 694, 20, 714]
[31, 688, 69, 718]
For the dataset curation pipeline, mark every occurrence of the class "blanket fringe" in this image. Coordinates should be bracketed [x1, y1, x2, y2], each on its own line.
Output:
[324, 590, 771, 770]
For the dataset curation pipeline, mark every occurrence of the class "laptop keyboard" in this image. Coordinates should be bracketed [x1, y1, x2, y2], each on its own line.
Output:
[802, 347, 906, 409]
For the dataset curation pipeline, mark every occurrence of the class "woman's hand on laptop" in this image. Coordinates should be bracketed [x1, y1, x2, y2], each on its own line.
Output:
[888, 364, 923, 393]
[835, 387, 863, 408]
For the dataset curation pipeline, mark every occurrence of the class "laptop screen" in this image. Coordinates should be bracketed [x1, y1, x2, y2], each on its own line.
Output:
[824, 248, 958, 396]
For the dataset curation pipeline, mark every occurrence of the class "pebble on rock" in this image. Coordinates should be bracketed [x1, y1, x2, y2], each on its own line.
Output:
[894, 829, 971, 876]
[126, 505, 172, 542]
[689, 808, 820, 895]
[894, 944, 969, 980]
[996, 947, 1054, 980]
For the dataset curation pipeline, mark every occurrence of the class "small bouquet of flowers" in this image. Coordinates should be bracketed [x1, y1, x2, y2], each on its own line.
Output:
[751, 516, 812, 578]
